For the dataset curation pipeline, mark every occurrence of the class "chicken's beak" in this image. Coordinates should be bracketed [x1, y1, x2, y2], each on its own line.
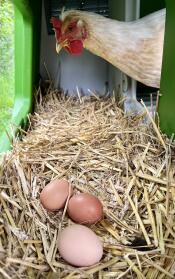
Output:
[56, 40, 68, 54]
[56, 43, 63, 54]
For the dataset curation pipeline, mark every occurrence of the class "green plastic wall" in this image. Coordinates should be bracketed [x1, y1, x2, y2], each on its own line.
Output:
[0, 0, 41, 153]
[158, 0, 175, 137]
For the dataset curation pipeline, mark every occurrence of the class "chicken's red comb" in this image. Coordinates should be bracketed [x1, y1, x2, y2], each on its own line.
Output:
[51, 17, 62, 41]
[50, 17, 62, 29]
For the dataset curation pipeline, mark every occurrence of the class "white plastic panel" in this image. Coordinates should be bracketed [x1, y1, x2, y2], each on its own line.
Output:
[40, 2, 109, 96]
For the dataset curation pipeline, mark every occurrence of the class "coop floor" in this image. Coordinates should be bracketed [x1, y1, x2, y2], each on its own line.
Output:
[0, 88, 175, 278]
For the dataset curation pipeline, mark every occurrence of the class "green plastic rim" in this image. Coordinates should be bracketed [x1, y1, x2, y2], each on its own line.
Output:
[0, 0, 174, 152]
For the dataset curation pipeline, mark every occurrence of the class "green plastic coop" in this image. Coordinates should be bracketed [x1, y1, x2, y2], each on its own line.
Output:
[0, 0, 174, 153]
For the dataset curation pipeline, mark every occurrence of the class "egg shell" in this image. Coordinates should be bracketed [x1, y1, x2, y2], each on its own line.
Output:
[40, 179, 73, 211]
[67, 193, 103, 225]
[58, 224, 103, 266]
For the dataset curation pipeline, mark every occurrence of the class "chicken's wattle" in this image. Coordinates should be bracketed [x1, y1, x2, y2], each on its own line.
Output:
[65, 40, 83, 55]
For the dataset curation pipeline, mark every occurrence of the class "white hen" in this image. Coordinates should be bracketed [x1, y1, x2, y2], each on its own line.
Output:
[52, 9, 166, 88]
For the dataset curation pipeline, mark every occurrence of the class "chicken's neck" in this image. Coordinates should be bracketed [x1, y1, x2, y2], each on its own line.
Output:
[81, 10, 164, 88]
[84, 16, 136, 76]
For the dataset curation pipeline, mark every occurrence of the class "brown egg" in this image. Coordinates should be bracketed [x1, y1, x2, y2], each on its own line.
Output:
[58, 224, 103, 266]
[40, 179, 73, 211]
[67, 193, 103, 225]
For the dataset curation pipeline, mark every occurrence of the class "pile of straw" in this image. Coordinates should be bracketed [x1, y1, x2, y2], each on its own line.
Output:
[0, 88, 175, 279]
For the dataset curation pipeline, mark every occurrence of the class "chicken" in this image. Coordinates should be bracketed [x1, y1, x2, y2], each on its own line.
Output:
[51, 9, 166, 88]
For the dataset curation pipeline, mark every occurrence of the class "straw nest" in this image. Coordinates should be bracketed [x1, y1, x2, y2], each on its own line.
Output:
[0, 86, 175, 279]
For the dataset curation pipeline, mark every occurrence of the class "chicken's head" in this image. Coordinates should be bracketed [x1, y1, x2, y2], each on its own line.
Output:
[51, 15, 87, 55]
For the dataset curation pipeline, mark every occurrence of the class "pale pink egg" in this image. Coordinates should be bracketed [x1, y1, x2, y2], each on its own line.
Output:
[58, 224, 103, 266]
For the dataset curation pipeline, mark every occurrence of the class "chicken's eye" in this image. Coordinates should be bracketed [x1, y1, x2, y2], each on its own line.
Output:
[68, 26, 73, 32]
